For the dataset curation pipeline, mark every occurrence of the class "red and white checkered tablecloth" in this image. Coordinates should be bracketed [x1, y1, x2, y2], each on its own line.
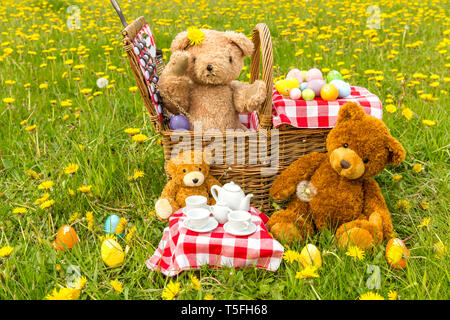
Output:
[272, 86, 383, 128]
[145, 207, 284, 277]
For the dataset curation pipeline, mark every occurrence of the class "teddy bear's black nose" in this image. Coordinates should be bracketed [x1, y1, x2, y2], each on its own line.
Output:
[206, 65, 213, 71]
[340, 160, 351, 169]
[192, 178, 199, 184]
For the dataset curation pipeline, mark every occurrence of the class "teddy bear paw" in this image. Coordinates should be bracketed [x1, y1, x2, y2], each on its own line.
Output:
[155, 198, 173, 221]
[336, 220, 383, 250]
[270, 222, 303, 243]
[244, 80, 267, 109]
[168, 51, 190, 76]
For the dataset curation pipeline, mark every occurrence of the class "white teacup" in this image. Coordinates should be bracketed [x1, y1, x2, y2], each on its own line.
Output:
[185, 207, 211, 229]
[185, 195, 208, 211]
[228, 210, 252, 232]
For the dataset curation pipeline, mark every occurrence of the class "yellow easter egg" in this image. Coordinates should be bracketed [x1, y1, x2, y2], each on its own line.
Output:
[275, 78, 300, 96]
[299, 244, 322, 268]
[101, 238, 125, 268]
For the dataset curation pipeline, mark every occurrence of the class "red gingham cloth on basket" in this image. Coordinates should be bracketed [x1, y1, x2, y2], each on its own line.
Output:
[272, 86, 383, 128]
[145, 207, 284, 277]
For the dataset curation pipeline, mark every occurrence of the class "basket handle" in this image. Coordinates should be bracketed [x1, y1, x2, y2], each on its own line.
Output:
[250, 23, 273, 130]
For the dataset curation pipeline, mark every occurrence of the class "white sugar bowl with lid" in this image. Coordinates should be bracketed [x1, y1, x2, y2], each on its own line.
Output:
[210, 181, 253, 212]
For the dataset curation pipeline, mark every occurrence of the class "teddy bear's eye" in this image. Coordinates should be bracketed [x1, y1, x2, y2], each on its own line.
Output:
[363, 158, 369, 163]
[229, 56, 232, 63]
[198, 167, 202, 171]
[343, 143, 348, 148]
[193, 57, 196, 63]
[182, 169, 186, 173]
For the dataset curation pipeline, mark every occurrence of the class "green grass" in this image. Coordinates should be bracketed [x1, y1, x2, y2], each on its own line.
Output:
[0, 0, 449, 300]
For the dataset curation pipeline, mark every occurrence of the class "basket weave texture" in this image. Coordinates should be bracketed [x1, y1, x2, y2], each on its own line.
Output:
[122, 17, 329, 212]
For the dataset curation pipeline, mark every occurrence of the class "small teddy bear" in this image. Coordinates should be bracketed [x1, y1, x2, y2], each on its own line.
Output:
[155, 151, 222, 220]
[267, 102, 406, 249]
[158, 28, 267, 131]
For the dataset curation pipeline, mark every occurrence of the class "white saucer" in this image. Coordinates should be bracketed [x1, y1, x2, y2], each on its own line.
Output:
[182, 217, 218, 233]
[224, 222, 257, 236]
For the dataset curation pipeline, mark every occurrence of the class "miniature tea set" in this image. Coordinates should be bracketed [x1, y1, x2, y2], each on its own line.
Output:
[181, 181, 257, 236]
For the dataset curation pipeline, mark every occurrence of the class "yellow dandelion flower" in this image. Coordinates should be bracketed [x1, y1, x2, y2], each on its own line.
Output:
[388, 290, 398, 300]
[124, 128, 140, 136]
[385, 104, 397, 113]
[433, 242, 447, 258]
[125, 226, 137, 243]
[25, 125, 37, 132]
[162, 280, 182, 300]
[133, 169, 145, 180]
[86, 211, 94, 230]
[420, 201, 429, 210]
[20, 119, 28, 126]
[422, 119, 436, 127]
[345, 245, 365, 261]
[80, 88, 92, 95]
[295, 266, 320, 279]
[77, 185, 92, 193]
[402, 107, 413, 120]
[417, 217, 431, 228]
[128, 86, 138, 92]
[392, 174, 402, 182]
[412, 163, 423, 173]
[3, 97, 15, 104]
[45, 287, 80, 300]
[110, 280, 123, 293]
[69, 212, 81, 223]
[187, 27, 205, 46]
[283, 250, 302, 263]
[358, 291, 384, 300]
[132, 134, 148, 143]
[64, 163, 79, 175]
[38, 181, 54, 190]
[12, 207, 27, 214]
[204, 294, 214, 300]
[115, 218, 127, 235]
[191, 275, 200, 291]
[40, 199, 55, 209]
[34, 193, 50, 205]
[395, 199, 411, 211]
[0, 246, 14, 257]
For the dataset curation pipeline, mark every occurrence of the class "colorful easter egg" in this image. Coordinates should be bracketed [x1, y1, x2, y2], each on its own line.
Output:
[299, 244, 322, 268]
[302, 88, 315, 101]
[105, 215, 123, 236]
[386, 238, 410, 269]
[330, 80, 351, 98]
[326, 70, 343, 83]
[320, 84, 339, 101]
[300, 82, 308, 90]
[305, 68, 323, 82]
[286, 68, 303, 84]
[275, 78, 300, 96]
[55, 225, 79, 251]
[169, 114, 190, 131]
[306, 79, 326, 96]
[289, 88, 302, 100]
[101, 238, 126, 268]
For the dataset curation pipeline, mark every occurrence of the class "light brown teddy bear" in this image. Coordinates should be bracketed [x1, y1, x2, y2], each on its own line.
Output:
[155, 151, 221, 220]
[267, 102, 406, 249]
[159, 28, 267, 131]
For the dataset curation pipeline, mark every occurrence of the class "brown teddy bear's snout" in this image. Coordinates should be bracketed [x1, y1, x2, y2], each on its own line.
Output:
[183, 171, 205, 187]
[329, 147, 365, 180]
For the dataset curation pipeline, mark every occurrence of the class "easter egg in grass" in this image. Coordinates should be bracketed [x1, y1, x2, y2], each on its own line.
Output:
[105, 215, 124, 236]
[286, 68, 303, 84]
[305, 68, 323, 82]
[330, 80, 351, 98]
[302, 88, 315, 101]
[299, 244, 322, 268]
[55, 225, 79, 250]
[169, 114, 190, 131]
[320, 84, 339, 101]
[289, 88, 302, 100]
[306, 79, 326, 96]
[101, 238, 126, 268]
[275, 78, 299, 96]
[326, 70, 343, 83]
[386, 238, 410, 269]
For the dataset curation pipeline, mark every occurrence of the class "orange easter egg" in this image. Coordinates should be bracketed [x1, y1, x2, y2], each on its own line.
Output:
[386, 238, 410, 269]
[55, 225, 79, 250]
[320, 84, 339, 101]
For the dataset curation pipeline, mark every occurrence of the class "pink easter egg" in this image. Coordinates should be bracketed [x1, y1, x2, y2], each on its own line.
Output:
[289, 87, 302, 100]
[306, 79, 326, 96]
[305, 68, 323, 82]
[286, 69, 303, 84]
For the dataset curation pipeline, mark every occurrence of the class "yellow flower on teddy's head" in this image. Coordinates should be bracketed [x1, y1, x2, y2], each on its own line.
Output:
[187, 27, 205, 46]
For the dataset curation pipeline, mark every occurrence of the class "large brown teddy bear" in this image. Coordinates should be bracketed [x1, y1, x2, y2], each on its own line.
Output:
[159, 28, 267, 131]
[267, 102, 406, 249]
[155, 151, 221, 220]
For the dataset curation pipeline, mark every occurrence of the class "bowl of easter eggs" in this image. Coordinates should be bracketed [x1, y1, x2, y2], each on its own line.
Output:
[275, 68, 352, 101]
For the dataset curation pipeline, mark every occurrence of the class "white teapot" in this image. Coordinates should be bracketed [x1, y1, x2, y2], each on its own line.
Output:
[211, 181, 253, 212]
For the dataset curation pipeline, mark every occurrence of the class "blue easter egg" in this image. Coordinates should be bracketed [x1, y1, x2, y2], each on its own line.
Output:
[330, 80, 351, 98]
[300, 82, 308, 90]
[169, 114, 190, 131]
[105, 215, 122, 236]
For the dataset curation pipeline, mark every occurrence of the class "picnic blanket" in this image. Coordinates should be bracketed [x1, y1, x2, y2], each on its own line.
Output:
[271, 86, 383, 128]
[146, 207, 284, 277]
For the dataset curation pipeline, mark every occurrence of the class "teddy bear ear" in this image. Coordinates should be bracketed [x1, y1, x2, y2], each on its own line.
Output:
[170, 31, 190, 52]
[337, 102, 366, 123]
[387, 136, 406, 165]
[224, 31, 254, 57]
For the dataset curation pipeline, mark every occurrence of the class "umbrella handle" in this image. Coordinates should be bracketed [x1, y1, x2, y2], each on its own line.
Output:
[110, 0, 128, 27]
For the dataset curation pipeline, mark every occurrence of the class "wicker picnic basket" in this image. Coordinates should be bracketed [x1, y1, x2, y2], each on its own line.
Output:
[120, 16, 329, 212]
